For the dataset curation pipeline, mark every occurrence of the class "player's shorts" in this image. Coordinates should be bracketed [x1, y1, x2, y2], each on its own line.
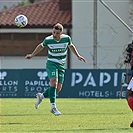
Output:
[46, 60, 65, 84]
[127, 77, 133, 91]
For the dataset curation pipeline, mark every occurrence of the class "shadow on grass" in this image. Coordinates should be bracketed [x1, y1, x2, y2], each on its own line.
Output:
[61, 112, 127, 115]
[0, 122, 26, 125]
[0, 112, 127, 116]
[0, 114, 48, 116]
[29, 128, 130, 132]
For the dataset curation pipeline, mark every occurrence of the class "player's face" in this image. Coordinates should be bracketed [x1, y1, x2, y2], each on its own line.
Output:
[52, 29, 62, 41]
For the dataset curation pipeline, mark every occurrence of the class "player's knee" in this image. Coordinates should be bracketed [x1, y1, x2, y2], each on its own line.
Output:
[56, 83, 62, 93]
[56, 87, 62, 93]
[50, 78, 58, 88]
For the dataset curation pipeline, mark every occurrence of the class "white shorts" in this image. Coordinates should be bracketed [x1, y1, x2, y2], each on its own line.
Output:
[127, 77, 133, 91]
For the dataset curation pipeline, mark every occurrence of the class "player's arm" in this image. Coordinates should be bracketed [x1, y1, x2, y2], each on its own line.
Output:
[68, 45, 86, 62]
[25, 43, 44, 59]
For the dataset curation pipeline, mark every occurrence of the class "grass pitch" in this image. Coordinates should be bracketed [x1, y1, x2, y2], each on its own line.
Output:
[0, 98, 133, 133]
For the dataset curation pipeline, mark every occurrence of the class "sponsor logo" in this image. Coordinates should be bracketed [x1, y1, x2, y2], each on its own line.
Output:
[24, 71, 50, 97]
[71, 72, 128, 87]
[0, 71, 18, 97]
[37, 71, 48, 80]
[0, 71, 7, 80]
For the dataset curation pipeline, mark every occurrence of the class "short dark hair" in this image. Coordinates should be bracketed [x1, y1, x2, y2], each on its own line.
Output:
[53, 23, 63, 32]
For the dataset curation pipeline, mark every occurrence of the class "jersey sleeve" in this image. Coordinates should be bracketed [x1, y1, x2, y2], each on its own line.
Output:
[41, 38, 47, 47]
[68, 36, 73, 46]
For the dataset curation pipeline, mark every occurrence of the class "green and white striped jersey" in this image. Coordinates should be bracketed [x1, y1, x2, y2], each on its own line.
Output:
[41, 34, 73, 64]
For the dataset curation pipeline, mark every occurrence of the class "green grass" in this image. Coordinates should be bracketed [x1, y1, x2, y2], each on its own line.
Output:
[0, 98, 133, 133]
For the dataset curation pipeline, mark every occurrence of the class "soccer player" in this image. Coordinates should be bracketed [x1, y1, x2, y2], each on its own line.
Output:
[25, 23, 86, 116]
[126, 42, 133, 127]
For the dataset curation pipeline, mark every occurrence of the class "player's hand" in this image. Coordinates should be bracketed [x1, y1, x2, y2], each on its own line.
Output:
[25, 54, 33, 59]
[78, 56, 87, 62]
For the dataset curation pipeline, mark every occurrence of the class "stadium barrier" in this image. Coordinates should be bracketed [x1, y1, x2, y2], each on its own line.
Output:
[0, 69, 129, 98]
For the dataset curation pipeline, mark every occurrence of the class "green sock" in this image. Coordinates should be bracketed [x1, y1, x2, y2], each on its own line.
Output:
[43, 88, 49, 98]
[49, 86, 56, 103]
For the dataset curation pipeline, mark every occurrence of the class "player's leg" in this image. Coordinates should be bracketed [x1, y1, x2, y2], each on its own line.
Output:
[56, 63, 65, 93]
[35, 92, 44, 109]
[35, 88, 49, 109]
[56, 83, 63, 93]
[46, 61, 61, 115]
[127, 78, 133, 109]
[126, 78, 133, 127]
[48, 65, 65, 115]
[49, 67, 65, 115]
[49, 77, 57, 106]
[49, 77, 61, 115]
[127, 90, 133, 111]
[41, 83, 62, 98]
[35, 61, 56, 109]
[127, 90, 133, 128]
